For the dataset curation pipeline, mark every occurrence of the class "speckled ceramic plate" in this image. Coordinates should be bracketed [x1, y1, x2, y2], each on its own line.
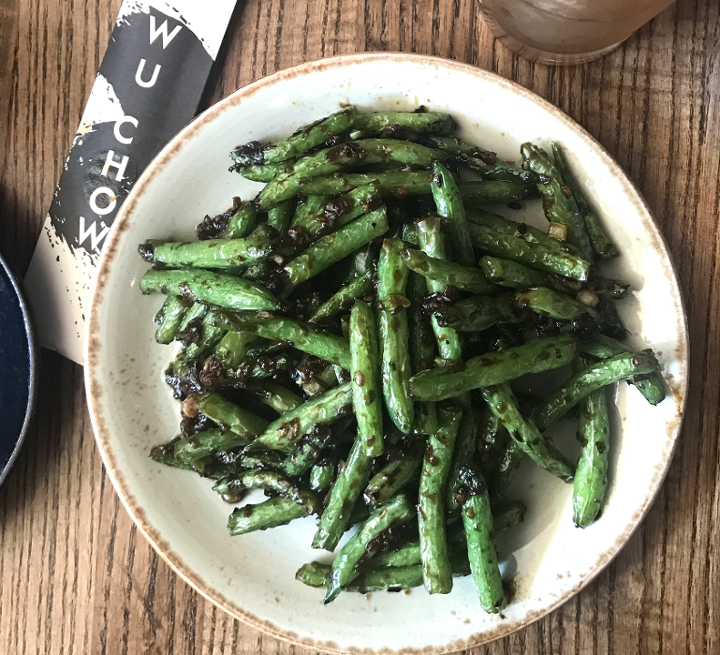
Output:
[85, 53, 688, 654]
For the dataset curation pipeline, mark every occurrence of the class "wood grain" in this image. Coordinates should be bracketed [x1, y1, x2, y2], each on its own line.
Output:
[1, 0, 718, 653]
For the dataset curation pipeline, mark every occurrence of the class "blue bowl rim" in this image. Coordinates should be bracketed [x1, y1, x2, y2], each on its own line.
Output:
[0, 251, 39, 488]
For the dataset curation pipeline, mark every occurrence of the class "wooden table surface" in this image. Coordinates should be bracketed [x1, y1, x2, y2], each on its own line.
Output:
[1, 1, 719, 653]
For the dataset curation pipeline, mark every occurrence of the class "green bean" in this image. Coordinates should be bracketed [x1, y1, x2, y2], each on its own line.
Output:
[431, 162, 475, 266]
[325, 494, 415, 602]
[358, 556, 472, 591]
[214, 330, 255, 371]
[237, 163, 285, 182]
[346, 243, 379, 281]
[572, 357, 610, 528]
[323, 182, 382, 228]
[222, 203, 258, 238]
[521, 142, 593, 261]
[490, 441, 523, 498]
[378, 239, 414, 434]
[479, 256, 579, 294]
[407, 271, 439, 436]
[186, 310, 226, 359]
[227, 493, 320, 536]
[350, 300, 385, 457]
[175, 302, 206, 340]
[458, 180, 538, 206]
[297, 559, 471, 593]
[289, 195, 331, 234]
[267, 199, 294, 232]
[257, 143, 372, 209]
[407, 271, 436, 373]
[580, 335, 665, 405]
[242, 335, 291, 358]
[231, 106, 357, 166]
[352, 138, 446, 167]
[310, 458, 337, 492]
[238, 451, 284, 471]
[370, 500, 525, 570]
[446, 408, 482, 512]
[309, 271, 374, 322]
[401, 247, 496, 295]
[246, 353, 295, 382]
[283, 207, 389, 288]
[417, 218, 464, 363]
[150, 438, 200, 470]
[295, 561, 333, 587]
[249, 382, 303, 414]
[196, 393, 269, 439]
[363, 454, 422, 508]
[213, 311, 351, 369]
[467, 209, 578, 254]
[313, 434, 373, 551]
[516, 286, 589, 320]
[426, 136, 538, 183]
[293, 359, 339, 396]
[459, 468, 506, 613]
[173, 429, 246, 465]
[469, 223, 591, 281]
[279, 429, 334, 477]
[552, 143, 618, 258]
[532, 351, 659, 430]
[481, 384, 574, 482]
[353, 111, 456, 136]
[154, 295, 191, 344]
[252, 382, 352, 452]
[141, 228, 273, 269]
[476, 407, 510, 479]
[367, 541, 423, 569]
[214, 470, 313, 511]
[297, 172, 434, 197]
[435, 293, 522, 332]
[419, 405, 462, 594]
[139, 269, 279, 312]
[410, 335, 578, 402]
[258, 140, 441, 210]
[377, 239, 409, 300]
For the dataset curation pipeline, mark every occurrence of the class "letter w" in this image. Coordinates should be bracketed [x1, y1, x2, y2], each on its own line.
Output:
[78, 216, 110, 252]
[149, 15, 182, 49]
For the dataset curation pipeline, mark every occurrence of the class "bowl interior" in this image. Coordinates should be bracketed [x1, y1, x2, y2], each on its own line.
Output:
[86, 54, 687, 653]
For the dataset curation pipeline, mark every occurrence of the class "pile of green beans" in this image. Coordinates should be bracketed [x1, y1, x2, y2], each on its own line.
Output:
[140, 107, 667, 611]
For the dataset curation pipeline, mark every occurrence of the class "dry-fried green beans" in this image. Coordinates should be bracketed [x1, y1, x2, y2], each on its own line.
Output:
[141, 109, 670, 614]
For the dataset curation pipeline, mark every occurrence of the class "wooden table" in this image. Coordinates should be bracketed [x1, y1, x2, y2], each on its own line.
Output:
[1, 1, 718, 653]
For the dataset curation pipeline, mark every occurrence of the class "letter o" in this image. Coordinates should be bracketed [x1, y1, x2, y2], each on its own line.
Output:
[89, 186, 117, 216]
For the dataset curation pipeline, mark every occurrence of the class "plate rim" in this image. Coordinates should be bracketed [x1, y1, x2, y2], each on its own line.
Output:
[84, 51, 689, 654]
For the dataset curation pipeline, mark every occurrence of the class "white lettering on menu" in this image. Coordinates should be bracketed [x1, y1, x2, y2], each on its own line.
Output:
[101, 149, 130, 182]
[80, 16, 183, 251]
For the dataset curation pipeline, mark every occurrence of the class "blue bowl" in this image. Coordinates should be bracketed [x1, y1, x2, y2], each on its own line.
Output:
[0, 253, 38, 486]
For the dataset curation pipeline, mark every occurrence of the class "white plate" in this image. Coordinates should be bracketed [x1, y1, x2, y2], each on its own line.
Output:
[86, 53, 688, 654]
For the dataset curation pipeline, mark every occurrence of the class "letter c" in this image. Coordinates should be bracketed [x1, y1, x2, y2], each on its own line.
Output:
[114, 115, 138, 145]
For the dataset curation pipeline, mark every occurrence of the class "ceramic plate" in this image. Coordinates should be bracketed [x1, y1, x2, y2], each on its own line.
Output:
[85, 53, 688, 653]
